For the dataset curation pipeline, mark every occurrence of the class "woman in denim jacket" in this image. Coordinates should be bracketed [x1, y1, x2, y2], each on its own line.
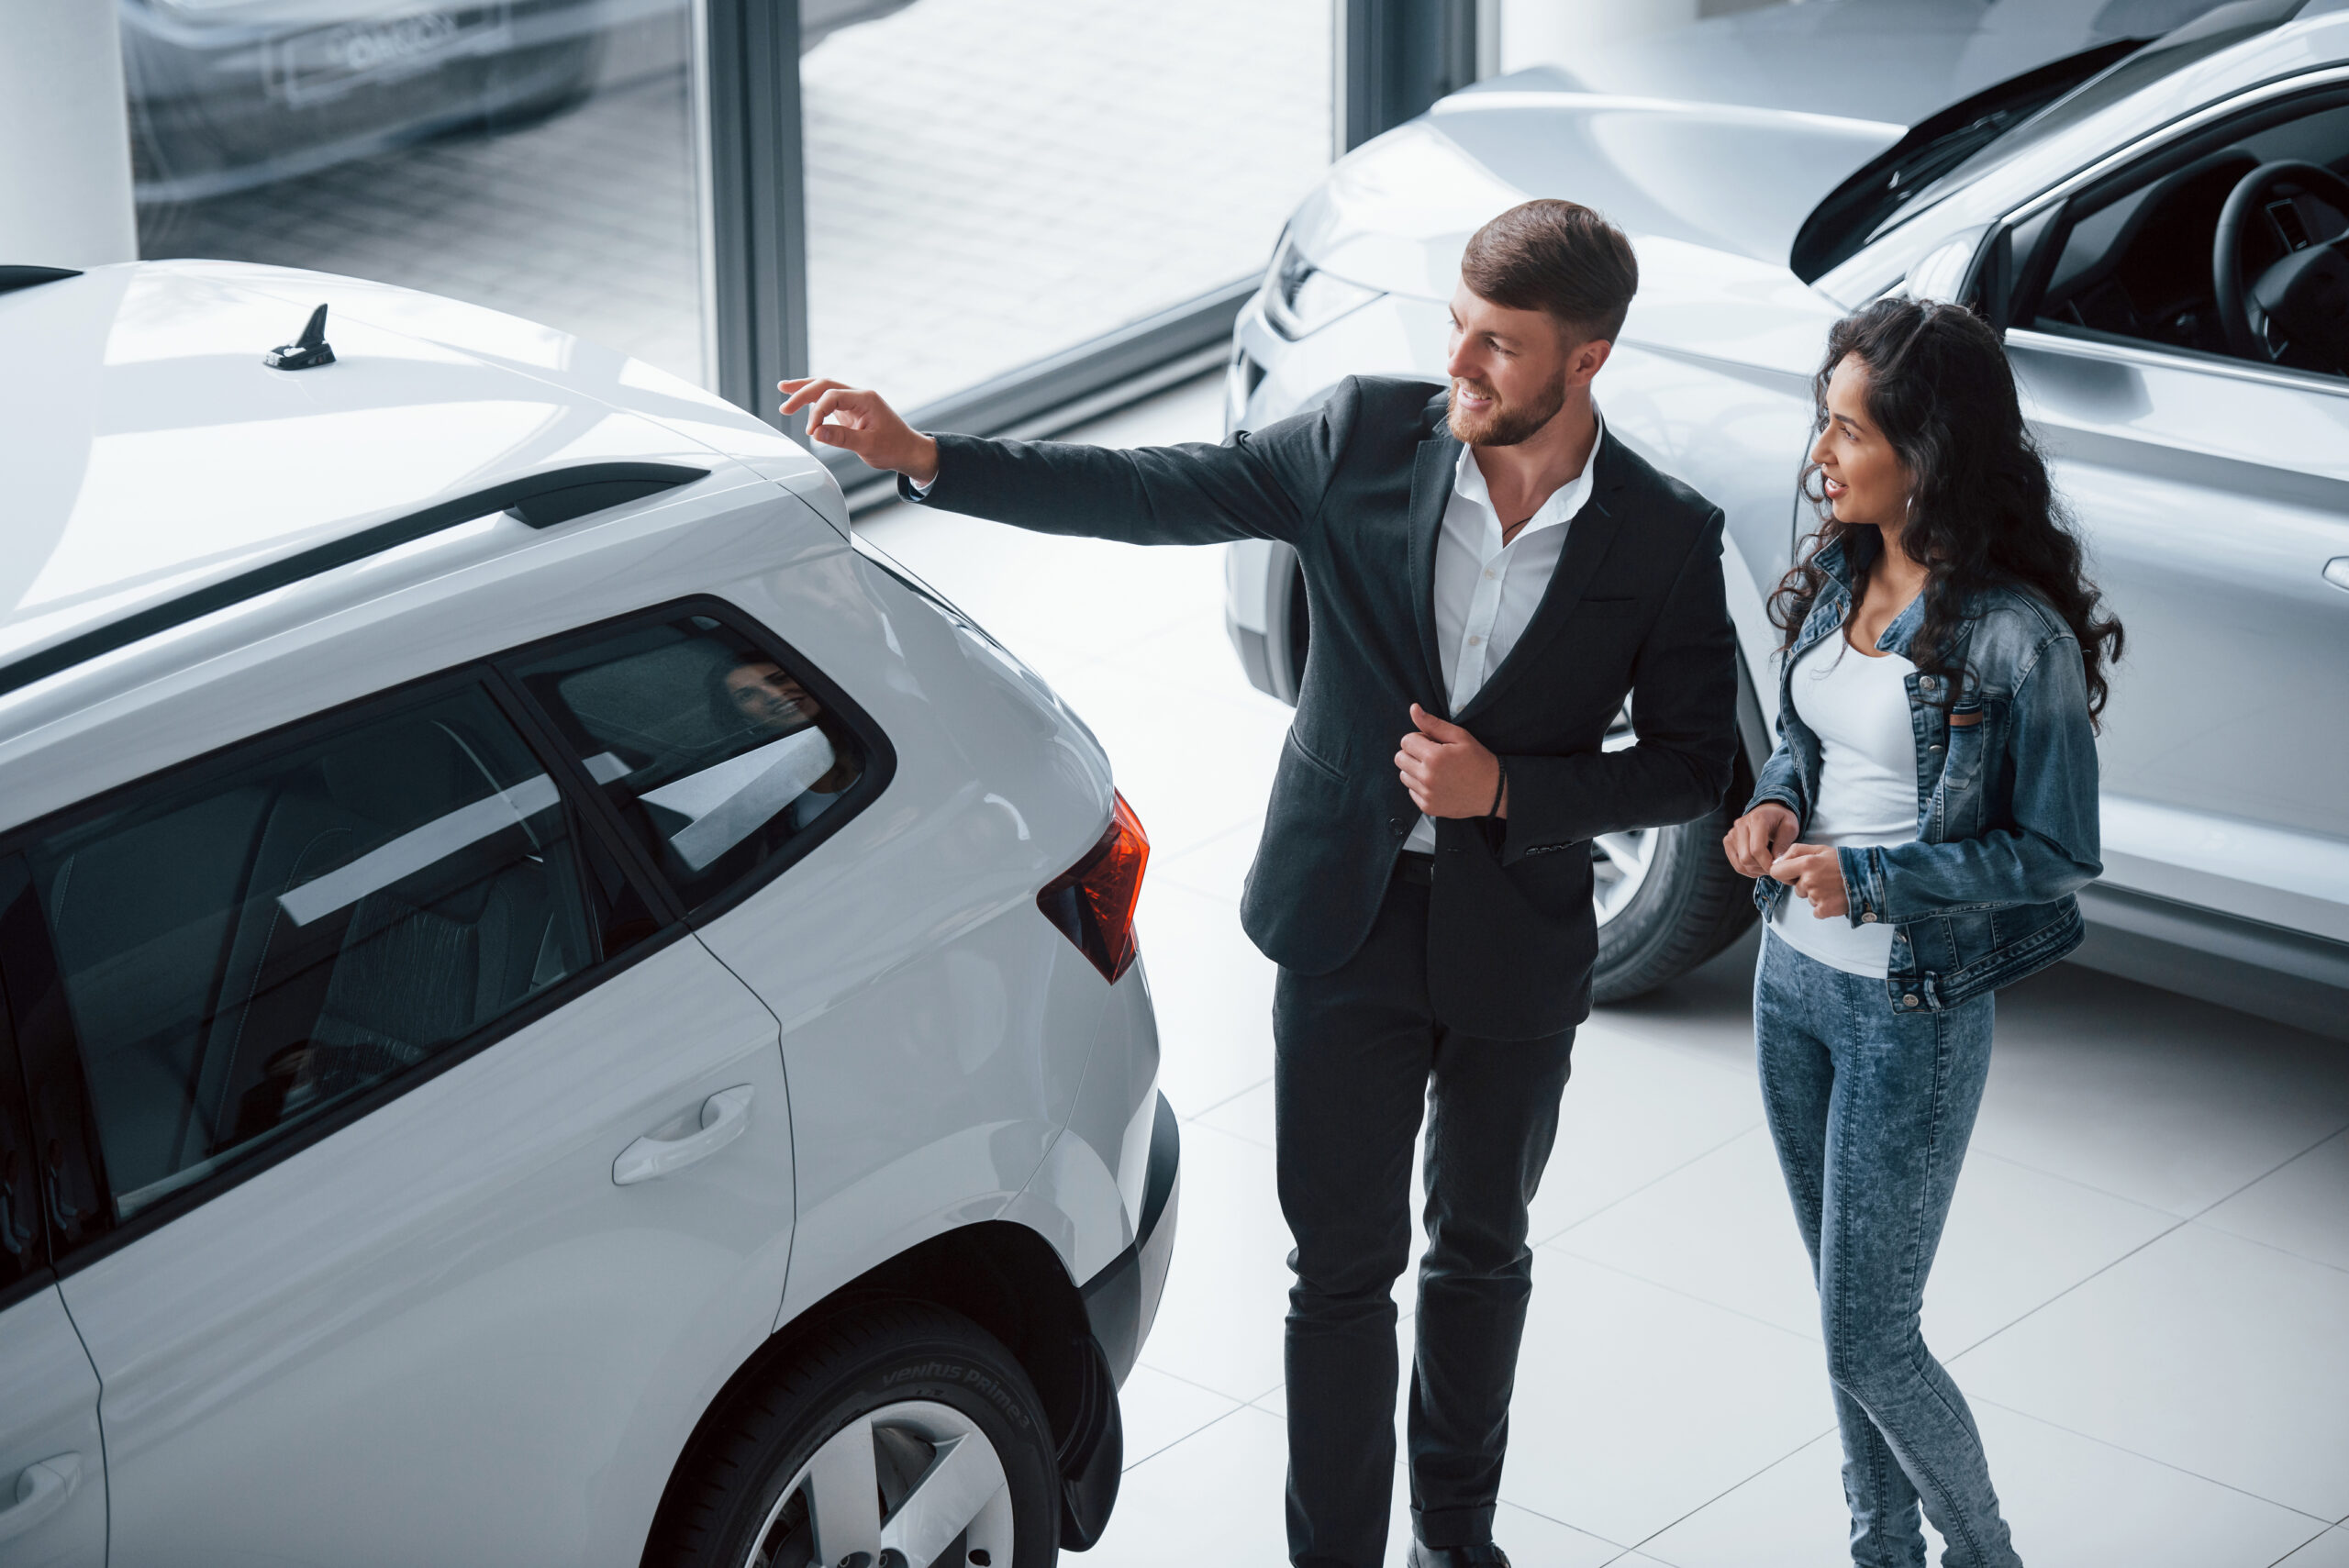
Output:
[1722, 298, 2121, 1568]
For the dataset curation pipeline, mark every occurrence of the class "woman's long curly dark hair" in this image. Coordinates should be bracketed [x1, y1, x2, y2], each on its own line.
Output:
[1770, 297, 2122, 723]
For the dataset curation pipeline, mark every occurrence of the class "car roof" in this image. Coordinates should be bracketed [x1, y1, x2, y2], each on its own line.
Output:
[0, 261, 833, 697]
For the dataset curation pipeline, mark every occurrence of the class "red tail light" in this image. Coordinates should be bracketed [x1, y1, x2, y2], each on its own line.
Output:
[1038, 792, 1149, 984]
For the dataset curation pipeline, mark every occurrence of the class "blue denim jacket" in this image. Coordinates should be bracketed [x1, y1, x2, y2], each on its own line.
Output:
[1746, 538, 2102, 1013]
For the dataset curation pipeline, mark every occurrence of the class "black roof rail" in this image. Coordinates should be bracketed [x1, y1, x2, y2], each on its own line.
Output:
[0, 461, 707, 702]
[0, 266, 83, 297]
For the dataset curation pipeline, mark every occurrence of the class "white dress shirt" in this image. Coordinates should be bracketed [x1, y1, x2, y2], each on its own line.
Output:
[1404, 406, 1604, 854]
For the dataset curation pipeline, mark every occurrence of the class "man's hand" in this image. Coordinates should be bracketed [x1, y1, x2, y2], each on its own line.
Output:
[778, 378, 941, 486]
[1768, 841, 1850, 920]
[1721, 802, 1798, 877]
[1396, 704, 1505, 819]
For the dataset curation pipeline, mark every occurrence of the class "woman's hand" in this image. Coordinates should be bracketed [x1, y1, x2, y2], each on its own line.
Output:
[1722, 803, 1798, 877]
[1769, 842, 1851, 920]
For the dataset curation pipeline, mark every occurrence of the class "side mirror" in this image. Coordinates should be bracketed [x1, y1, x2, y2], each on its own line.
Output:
[1965, 203, 2068, 334]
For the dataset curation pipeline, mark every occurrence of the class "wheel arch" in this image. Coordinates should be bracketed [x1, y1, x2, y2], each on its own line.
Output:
[641, 1218, 1114, 1564]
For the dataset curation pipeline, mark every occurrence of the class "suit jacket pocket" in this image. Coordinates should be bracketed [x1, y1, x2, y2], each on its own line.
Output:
[1284, 728, 1345, 783]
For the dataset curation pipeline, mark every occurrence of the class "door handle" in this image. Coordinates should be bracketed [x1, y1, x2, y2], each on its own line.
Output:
[2325, 557, 2349, 592]
[0, 1452, 81, 1544]
[613, 1085, 754, 1186]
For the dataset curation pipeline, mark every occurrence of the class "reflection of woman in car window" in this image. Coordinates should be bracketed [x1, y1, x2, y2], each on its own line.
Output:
[713, 658, 859, 827]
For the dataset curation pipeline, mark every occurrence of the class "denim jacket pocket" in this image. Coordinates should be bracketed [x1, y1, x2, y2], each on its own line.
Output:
[1931, 699, 1998, 839]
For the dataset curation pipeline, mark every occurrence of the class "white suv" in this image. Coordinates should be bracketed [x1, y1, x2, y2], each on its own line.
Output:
[0, 260, 1176, 1568]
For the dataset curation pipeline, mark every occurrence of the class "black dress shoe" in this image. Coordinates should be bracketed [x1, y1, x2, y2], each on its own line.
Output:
[1405, 1542, 1511, 1568]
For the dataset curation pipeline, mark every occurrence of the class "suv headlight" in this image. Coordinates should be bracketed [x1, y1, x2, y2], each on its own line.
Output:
[1263, 233, 1382, 341]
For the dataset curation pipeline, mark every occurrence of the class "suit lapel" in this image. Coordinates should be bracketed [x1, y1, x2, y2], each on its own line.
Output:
[1405, 426, 1458, 710]
[1455, 431, 1632, 727]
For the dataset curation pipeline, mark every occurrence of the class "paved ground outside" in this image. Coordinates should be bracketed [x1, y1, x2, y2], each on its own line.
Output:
[137, 1, 1330, 406]
[862, 372, 2349, 1568]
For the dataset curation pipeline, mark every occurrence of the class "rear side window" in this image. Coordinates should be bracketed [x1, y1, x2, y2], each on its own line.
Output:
[508, 610, 868, 910]
[0, 956, 40, 1295]
[21, 684, 631, 1218]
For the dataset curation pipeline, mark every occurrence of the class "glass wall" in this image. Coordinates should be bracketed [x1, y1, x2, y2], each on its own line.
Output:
[123, 0, 707, 384]
[800, 0, 1334, 412]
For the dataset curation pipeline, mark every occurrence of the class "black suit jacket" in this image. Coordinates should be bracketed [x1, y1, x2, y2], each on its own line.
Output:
[908, 375, 1739, 1039]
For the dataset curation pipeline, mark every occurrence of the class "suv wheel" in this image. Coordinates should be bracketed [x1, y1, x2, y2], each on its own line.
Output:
[1590, 706, 1756, 1004]
[651, 1305, 1060, 1568]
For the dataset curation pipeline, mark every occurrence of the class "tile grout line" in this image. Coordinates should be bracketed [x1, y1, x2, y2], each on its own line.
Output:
[1530, 1119, 1766, 1250]
[1612, 1422, 1843, 1562]
[1133, 1355, 1280, 1409]
[1950, 1117, 2349, 1363]
[1471, 1491, 1634, 1557]
[1540, 1244, 1824, 1348]
[1177, 1073, 1274, 1124]
[1973, 1396, 2339, 1528]
[1970, 1143, 2198, 1215]
[1117, 1394, 1264, 1473]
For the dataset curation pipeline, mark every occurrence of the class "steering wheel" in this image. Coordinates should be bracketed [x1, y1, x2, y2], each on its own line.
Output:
[2212, 160, 2349, 373]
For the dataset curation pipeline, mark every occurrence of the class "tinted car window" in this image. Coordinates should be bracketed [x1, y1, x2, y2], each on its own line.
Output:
[508, 611, 865, 910]
[0, 940, 41, 1292]
[22, 684, 621, 1218]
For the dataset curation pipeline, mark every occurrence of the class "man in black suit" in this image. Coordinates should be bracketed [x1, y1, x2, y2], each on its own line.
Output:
[782, 200, 1737, 1568]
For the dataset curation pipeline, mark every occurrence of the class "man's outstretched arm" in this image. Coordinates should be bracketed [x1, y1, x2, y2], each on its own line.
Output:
[779, 376, 1354, 550]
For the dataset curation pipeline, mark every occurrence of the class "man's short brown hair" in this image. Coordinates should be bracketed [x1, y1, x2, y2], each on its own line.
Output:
[1459, 199, 1639, 344]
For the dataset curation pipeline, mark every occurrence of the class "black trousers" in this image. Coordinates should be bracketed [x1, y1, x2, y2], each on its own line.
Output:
[1274, 865, 1576, 1568]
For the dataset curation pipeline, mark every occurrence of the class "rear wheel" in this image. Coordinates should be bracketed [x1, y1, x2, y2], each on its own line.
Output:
[648, 1304, 1060, 1568]
[1589, 706, 1756, 1004]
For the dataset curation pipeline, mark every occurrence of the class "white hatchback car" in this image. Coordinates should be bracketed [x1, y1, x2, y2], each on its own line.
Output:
[0, 260, 1176, 1568]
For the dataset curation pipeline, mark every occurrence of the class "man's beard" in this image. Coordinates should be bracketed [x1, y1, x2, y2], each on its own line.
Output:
[1446, 376, 1566, 447]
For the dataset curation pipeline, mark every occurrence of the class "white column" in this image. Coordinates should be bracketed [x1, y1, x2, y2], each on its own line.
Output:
[0, 0, 138, 267]
[1498, 0, 1704, 75]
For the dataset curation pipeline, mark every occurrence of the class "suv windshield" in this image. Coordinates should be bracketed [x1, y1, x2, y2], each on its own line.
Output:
[1791, 40, 2141, 282]
[1790, 2, 2307, 284]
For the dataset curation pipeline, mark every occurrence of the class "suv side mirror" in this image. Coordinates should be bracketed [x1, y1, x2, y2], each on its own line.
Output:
[1965, 203, 2070, 333]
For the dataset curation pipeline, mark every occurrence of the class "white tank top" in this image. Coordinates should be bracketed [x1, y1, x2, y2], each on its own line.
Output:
[1771, 633, 1920, 976]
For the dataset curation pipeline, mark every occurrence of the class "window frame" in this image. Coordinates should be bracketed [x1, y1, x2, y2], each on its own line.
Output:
[0, 904, 55, 1318]
[489, 594, 897, 931]
[1979, 74, 2349, 398]
[0, 591, 892, 1277]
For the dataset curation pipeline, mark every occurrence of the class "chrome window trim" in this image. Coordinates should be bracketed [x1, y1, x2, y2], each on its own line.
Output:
[2001, 62, 2349, 228]
[1985, 61, 2349, 398]
[1824, 60, 2349, 304]
[2005, 326, 2349, 400]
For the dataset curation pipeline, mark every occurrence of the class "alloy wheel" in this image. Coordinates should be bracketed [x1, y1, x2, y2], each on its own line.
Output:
[743, 1399, 1015, 1568]
[1591, 705, 1659, 926]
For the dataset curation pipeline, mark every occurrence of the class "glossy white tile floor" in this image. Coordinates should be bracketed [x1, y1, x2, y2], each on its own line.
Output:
[858, 374, 2349, 1568]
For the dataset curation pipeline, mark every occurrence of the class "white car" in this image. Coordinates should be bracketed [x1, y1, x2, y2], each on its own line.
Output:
[1224, 1, 2349, 1031]
[0, 259, 1176, 1568]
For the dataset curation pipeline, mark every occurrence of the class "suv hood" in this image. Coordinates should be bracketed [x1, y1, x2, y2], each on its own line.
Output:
[1537, 0, 2239, 126]
[1289, 98, 1901, 298]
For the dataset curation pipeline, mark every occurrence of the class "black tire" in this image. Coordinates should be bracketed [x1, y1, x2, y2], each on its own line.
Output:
[1590, 802, 1757, 1005]
[647, 1303, 1060, 1568]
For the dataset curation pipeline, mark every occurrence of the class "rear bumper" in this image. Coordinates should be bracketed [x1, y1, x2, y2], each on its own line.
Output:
[1079, 1090, 1180, 1384]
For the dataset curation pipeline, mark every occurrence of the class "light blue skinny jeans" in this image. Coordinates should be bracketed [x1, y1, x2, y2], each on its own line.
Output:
[1755, 929, 2022, 1568]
